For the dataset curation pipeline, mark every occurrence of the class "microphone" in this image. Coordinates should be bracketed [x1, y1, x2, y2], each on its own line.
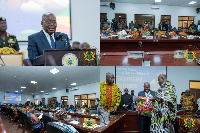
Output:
[55, 34, 63, 41]
[99, 53, 106, 65]
[0, 54, 6, 66]
[139, 41, 142, 51]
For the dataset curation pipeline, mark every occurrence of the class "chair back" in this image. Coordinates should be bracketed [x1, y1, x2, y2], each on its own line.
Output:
[18, 110, 25, 125]
[23, 112, 32, 131]
[42, 113, 54, 131]
[46, 122, 69, 133]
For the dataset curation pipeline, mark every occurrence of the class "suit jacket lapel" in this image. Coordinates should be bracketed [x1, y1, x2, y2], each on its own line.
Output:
[39, 30, 51, 49]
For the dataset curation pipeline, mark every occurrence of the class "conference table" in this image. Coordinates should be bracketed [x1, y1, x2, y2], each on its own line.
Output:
[100, 51, 200, 66]
[100, 38, 200, 52]
[56, 114, 125, 133]
[116, 111, 200, 133]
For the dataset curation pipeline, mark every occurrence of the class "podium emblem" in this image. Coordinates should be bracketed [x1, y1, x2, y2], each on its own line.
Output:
[83, 51, 95, 61]
[62, 53, 78, 66]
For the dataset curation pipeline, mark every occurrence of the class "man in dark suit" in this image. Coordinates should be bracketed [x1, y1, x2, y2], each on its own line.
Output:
[137, 82, 155, 133]
[119, 88, 133, 111]
[27, 13, 71, 63]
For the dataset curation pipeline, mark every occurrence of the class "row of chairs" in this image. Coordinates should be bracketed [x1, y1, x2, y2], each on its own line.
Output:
[1, 106, 71, 133]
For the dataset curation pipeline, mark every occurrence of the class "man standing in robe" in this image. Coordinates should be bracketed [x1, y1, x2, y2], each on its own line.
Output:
[151, 74, 177, 133]
[100, 72, 121, 112]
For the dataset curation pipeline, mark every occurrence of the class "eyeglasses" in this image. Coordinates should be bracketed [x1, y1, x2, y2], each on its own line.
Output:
[44, 20, 57, 25]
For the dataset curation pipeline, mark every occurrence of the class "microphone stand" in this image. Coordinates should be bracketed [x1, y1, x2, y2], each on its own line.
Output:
[139, 41, 144, 62]
[0, 54, 6, 66]
[99, 53, 106, 66]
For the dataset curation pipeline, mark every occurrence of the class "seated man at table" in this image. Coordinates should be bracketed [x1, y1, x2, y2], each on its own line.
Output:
[180, 90, 195, 112]
[140, 26, 150, 36]
[27, 12, 71, 63]
[0, 17, 19, 51]
[100, 72, 121, 112]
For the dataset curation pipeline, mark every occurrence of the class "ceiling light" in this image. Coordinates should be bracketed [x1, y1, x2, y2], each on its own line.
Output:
[15, 91, 18, 92]
[50, 68, 59, 74]
[119, 16, 121, 17]
[32, 93, 34, 94]
[155, 0, 161, 2]
[14, 76, 16, 77]
[31, 81, 37, 84]
[189, 1, 196, 4]
[41, 91, 44, 92]
[66, 79, 67, 80]
[21, 90, 23, 91]
[52, 88, 56, 90]
[71, 83, 77, 86]
[21, 87, 26, 88]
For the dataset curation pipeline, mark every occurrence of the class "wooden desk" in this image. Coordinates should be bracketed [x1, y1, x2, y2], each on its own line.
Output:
[100, 38, 200, 52]
[58, 114, 125, 133]
[116, 111, 140, 133]
[175, 112, 200, 133]
[100, 51, 200, 66]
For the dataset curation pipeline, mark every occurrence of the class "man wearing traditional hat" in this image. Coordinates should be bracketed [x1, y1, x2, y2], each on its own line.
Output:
[27, 12, 71, 63]
[0, 17, 19, 51]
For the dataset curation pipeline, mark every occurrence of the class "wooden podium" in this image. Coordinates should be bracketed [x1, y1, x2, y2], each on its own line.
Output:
[33, 49, 97, 66]
[0, 54, 23, 66]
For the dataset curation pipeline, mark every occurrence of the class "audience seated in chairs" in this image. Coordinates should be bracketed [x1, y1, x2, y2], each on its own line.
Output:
[26, 108, 42, 133]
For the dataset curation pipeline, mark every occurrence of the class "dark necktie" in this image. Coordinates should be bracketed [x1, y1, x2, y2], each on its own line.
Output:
[50, 35, 55, 49]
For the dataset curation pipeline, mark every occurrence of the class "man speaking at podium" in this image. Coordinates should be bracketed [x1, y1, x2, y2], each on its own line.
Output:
[28, 12, 71, 63]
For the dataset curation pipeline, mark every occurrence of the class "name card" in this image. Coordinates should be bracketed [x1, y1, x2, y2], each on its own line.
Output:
[174, 50, 187, 58]
[146, 36, 153, 39]
[171, 36, 178, 39]
[187, 35, 194, 39]
[127, 51, 144, 58]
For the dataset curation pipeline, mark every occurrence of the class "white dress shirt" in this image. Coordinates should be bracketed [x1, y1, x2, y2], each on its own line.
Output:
[42, 29, 55, 48]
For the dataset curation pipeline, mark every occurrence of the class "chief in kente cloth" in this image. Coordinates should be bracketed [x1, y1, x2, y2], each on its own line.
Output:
[0, 17, 19, 51]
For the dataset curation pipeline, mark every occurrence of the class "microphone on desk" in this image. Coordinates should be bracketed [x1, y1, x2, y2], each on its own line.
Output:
[139, 41, 142, 51]
[99, 53, 106, 65]
[0, 54, 6, 66]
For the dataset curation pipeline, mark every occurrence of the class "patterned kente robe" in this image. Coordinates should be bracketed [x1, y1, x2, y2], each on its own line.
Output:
[100, 81, 121, 112]
[151, 81, 177, 133]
